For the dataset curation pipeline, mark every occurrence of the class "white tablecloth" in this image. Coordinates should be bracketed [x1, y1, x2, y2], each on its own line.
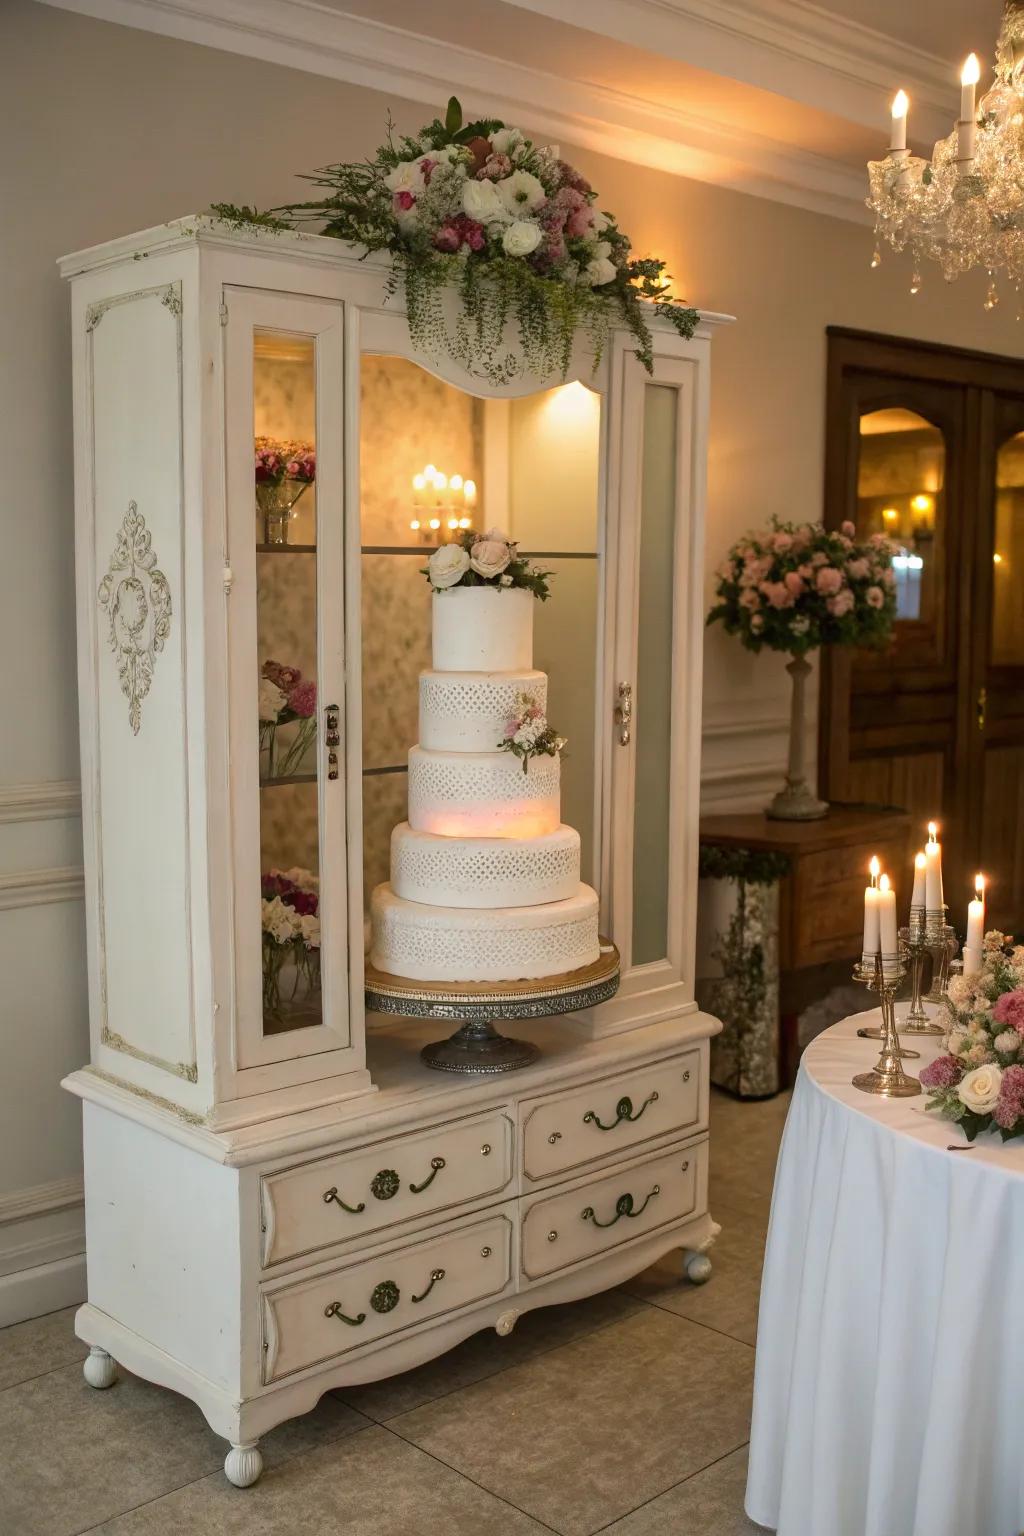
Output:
[745, 1007, 1024, 1536]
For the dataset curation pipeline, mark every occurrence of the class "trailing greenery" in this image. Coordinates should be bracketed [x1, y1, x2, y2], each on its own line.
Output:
[698, 844, 791, 885]
[211, 97, 698, 382]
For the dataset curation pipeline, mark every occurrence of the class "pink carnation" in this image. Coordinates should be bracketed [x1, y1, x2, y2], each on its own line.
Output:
[992, 988, 1024, 1034]
[846, 558, 870, 580]
[816, 566, 843, 596]
[828, 589, 855, 617]
[866, 585, 884, 608]
[287, 680, 317, 718]
[994, 1064, 1024, 1129]
[919, 1054, 963, 1089]
[784, 571, 805, 597]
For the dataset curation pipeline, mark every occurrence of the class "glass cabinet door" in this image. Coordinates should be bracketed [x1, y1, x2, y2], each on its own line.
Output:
[224, 290, 350, 1072]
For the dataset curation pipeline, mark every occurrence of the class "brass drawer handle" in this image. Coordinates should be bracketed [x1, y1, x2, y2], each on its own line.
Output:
[324, 1300, 365, 1327]
[581, 1185, 660, 1228]
[412, 1268, 445, 1304]
[409, 1156, 446, 1194]
[322, 1185, 366, 1216]
[583, 1091, 658, 1131]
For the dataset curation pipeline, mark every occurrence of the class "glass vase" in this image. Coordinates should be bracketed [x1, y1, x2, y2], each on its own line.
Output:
[256, 480, 310, 546]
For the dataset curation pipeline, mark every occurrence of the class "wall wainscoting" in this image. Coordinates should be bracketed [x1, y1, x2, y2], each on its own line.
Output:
[0, 1177, 86, 1328]
[700, 711, 798, 813]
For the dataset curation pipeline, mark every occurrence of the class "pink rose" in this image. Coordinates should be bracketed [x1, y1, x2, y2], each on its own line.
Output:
[828, 589, 855, 617]
[846, 558, 870, 580]
[393, 190, 415, 212]
[761, 580, 794, 609]
[469, 538, 512, 580]
[797, 562, 814, 580]
[772, 531, 793, 553]
[992, 988, 1024, 1034]
[866, 585, 884, 608]
[433, 224, 461, 253]
[816, 567, 843, 596]
[841, 520, 857, 537]
[784, 571, 805, 597]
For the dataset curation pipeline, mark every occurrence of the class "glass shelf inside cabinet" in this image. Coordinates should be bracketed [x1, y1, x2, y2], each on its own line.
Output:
[254, 328, 322, 1036]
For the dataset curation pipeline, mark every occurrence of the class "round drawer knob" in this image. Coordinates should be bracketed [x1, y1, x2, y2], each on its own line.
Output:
[548, 1131, 562, 1145]
[681, 1160, 689, 1172]
[480, 1245, 492, 1258]
[682, 1070, 691, 1082]
[481, 1144, 492, 1156]
[547, 1230, 558, 1243]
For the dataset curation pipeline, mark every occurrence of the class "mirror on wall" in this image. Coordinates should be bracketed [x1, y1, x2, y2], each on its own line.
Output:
[856, 406, 945, 627]
[359, 356, 602, 913]
[993, 430, 1024, 667]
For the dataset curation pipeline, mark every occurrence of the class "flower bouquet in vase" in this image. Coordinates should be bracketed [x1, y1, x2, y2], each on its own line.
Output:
[707, 518, 897, 820]
[921, 932, 1024, 1142]
[258, 660, 317, 780]
[261, 867, 321, 1021]
[255, 438, 315, 545]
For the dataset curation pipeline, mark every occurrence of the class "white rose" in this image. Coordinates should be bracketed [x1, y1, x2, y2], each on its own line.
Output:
[263, 897, 298, 945]
[497, 170, 546, 215]
[299, 913, 321, 949]
[258, 678, 286, 722]
[582, 255, 617, 287]
[502, 219, 543, 257]
[957, 1063, 1003, 1115]
[469, 538, 512, 579]
[428, 543, 471, 589]
[383, 160, 418, 194]
[490, 128, 523, 158]
[462, 179, 507, 223]
[591, 209, 610, 234]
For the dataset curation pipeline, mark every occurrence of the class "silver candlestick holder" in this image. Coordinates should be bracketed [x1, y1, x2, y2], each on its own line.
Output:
[898, 921, 944, 1035]
[924, 907, 957, 1003]
[851, 947, 921, 1098]
[856, 935, 920, 1055]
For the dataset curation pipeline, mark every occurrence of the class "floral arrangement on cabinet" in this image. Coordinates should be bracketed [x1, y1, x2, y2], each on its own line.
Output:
[262, 868, 321, 1018]
[255, 437, 315, 546]
[259, 659, 317, 780]
[707, 518, 898, 821]
[424, 526, 551, 599]
[921, 932, 1024, 1142]
[212, 97, 697, 382]
[498, 692, 567, 774]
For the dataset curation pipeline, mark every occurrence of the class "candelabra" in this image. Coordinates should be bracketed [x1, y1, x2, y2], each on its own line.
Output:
[924, 908, 958, 1004]
[898, 921, 944, 1035]
[851, 947, 921, 1098]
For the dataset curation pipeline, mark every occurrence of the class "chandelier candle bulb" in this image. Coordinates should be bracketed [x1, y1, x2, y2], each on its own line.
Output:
[879, 872, 899, 978]
[959, 54, 981, 161]
[863, 856, 882, 964]
[890, 90, 909, 152]
[925, 822, 944, 917]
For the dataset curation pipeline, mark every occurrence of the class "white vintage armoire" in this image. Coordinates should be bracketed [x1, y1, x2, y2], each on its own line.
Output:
[60, 216, 729, 1486]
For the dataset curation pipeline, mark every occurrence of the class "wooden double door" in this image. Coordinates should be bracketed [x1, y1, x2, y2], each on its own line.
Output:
[821, 328, 1024, 934]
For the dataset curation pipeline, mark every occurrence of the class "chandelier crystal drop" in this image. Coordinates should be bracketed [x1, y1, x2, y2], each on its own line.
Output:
[866, 1, 1024, 311]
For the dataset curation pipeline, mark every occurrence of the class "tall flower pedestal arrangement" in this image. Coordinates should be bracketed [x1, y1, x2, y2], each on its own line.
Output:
[708, 518, 898, 821]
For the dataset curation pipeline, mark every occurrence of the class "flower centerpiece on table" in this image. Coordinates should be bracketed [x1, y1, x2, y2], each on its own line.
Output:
[423, 526, 551, 599]
[261, 867, 321, 1018]
[258, 659, 317, 779]
[707, 517, 897, 821]
[497, 692, 567, 774]
[920, 932, 1024, 1142]
[255, 437, 315, 546]
[212, 97, 698, 384]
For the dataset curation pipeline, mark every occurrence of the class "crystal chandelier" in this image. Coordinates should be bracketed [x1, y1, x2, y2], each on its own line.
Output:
[867, 0, 1024, 312]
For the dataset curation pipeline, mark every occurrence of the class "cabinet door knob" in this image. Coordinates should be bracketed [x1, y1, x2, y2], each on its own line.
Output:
[548, 1131, 562, 1145]
[614, 681, 633, 747]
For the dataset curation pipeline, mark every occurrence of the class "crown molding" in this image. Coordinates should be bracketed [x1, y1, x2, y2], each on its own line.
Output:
[38, 0, 879, 223]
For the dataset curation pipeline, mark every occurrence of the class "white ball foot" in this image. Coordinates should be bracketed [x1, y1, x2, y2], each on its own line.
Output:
[685, 1252, 713, 1286]
[225, 1443, 263, 1489]
[83, 1346, 117, 1389]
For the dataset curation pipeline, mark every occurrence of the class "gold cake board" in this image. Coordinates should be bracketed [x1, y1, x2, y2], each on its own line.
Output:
[365, 939, 621, 1074]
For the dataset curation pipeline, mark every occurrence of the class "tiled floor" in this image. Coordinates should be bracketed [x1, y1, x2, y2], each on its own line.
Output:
[0, 1088, 789, 1536]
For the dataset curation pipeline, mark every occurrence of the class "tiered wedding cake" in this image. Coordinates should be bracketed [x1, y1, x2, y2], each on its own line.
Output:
[370, 583, 600, 984]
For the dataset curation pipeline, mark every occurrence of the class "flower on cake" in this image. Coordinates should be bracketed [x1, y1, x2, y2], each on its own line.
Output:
[497, 691, 566, 773]
[424, 527, 551, 599]
[923, 932, 1024, 1142]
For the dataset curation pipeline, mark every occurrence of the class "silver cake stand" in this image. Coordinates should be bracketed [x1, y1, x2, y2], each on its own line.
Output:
[365, 939, 621, 1074]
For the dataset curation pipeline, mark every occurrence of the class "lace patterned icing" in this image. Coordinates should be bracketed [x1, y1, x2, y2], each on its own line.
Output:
[407, 746, 560, 838]
[370, 883, 600, 982]
[419, 670, 548, 752]
[391, 822, 580, 908]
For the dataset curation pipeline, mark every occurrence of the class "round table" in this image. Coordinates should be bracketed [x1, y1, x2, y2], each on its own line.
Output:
[745, 1005, 1024, 1536]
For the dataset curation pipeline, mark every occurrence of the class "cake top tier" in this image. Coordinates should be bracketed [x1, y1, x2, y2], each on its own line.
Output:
[431, 587, 534, 674]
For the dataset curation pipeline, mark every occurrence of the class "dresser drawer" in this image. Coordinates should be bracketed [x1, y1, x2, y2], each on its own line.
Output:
[521, 1052, 700, 1182]
[521, 1139, 706, 1281]
[260, 1109, 514, 1266]
[260, 1211, 513, 1383]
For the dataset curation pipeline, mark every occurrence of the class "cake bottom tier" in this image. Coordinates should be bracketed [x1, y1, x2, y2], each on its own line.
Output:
[370, 882, 600, 983]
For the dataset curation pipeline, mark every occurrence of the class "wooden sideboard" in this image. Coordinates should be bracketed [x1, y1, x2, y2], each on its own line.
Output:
[699, 806, 913, 1084]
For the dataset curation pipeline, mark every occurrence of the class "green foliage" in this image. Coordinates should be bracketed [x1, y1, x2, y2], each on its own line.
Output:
[208, 202, 290, 232]
[699, 845, 791, 885]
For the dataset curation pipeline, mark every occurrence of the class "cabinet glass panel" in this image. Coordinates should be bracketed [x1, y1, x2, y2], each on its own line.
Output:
[856, 407, 945, 626]
[632, 384, 677, 967]
[359, 357, 602, 913]
[253, 330, 322, 1035]
[993, 430, 1024, 666]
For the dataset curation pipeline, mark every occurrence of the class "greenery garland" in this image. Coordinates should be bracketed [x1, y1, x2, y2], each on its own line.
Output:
[212, 97, 698, 383]
[698, 845, 791, 885]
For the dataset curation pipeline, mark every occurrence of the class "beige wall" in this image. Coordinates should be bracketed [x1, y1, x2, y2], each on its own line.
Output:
[1, 0, 1020, 1319]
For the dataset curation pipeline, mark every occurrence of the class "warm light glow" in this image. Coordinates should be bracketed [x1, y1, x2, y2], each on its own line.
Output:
[543, 379, 600, 428]
[915, 852, 927, 872]
[428, 517, 441, 530]
[892, 89, 909, 120]
[927, 820, 939, 842]
[447, 517, 459, 529]
[976, 873, 986, 896]
[994, 551, 1003, 564]
[424, 463, 437, 481]
[910, 493, 933, 513]
[412, 473, 426, 492]
[882, 506, 899, 523]
[879, 873, 891, 894]
[409, 518, 420, 531]
[434, 472, 448, 492]
[962, 53, 981, 87]
[463, 478, 477, 506]
[869, 855, 881, 886]
[458, 516, 472, 528]
[449, 474, 463, 492]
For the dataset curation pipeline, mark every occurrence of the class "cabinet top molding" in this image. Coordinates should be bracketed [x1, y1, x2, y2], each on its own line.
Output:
[59, 215, 734, 336]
